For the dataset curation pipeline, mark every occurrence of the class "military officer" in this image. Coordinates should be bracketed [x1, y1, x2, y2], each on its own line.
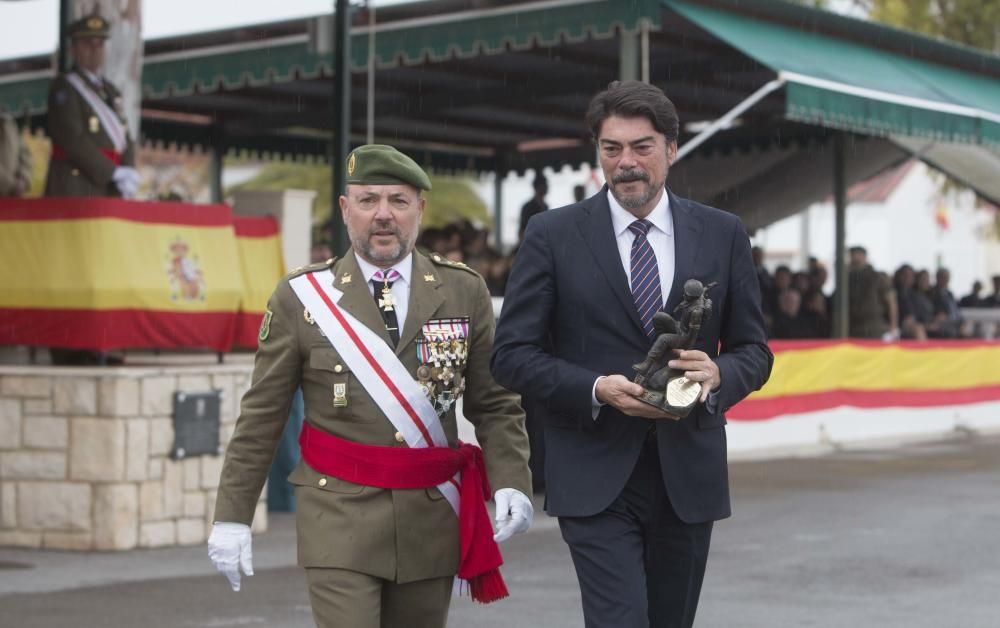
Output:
[208, 144, 533, 628]
[44, 13, 139, 199]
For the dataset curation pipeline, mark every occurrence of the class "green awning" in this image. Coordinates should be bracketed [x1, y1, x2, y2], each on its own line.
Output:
[666, 0, 1000, 149]
[1, 0, 663, 111]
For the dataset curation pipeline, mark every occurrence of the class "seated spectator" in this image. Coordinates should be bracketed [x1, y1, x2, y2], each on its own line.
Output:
[800, 289, 832, 338]
[931, 268, 968, 337]
[771, 289, 815, 339]
[893, 265, 927, 341]
[959, 280, 986, 308]
[793, 271, 811, 296]
[752, 246, 775, 331]
[914, 269, 956, 338]
[985, 275, 1000, 307]
[310, 242, 332, 264]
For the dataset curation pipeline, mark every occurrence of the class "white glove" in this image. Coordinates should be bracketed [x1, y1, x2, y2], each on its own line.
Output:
[493, 487, 533, 543]
[207, 522, 254, 591]
[111, 166, 140, 199]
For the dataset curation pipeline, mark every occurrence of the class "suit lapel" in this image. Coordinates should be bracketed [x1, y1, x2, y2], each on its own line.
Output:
[577, 187, 647, 338]
[331, 252, 393, 346]
[396, 252, 445, 356]
[665, 189, 704, 310]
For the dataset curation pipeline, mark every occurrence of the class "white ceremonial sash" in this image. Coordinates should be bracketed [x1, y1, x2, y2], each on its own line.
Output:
[66, 73, 127, 153]
[289, 269, 462, 515]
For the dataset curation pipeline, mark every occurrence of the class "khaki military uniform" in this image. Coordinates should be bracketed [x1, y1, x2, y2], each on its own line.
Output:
[849, 264, 893, 338]
[43, 69, 135, 197]
[214, 250, 531, 585]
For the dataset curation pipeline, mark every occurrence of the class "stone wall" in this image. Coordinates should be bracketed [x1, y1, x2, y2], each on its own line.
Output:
[0, 363, 266, 550]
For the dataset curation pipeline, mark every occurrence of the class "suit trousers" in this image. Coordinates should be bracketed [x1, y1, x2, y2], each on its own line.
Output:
[558, 429, 713, 628]
[305, 567, 453, 628]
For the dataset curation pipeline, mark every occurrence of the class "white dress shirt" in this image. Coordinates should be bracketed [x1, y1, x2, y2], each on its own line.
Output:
[607, 188, 675, 303]
[355, 252, 412, 333]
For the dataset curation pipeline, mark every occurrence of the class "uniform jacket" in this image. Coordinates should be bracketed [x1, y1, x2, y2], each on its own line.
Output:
[491, 186, 772, 523]
[44, 69, 135, 198]
[215, 251, 531, 583]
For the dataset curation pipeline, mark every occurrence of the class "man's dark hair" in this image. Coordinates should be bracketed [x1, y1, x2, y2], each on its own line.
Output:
[585, 80, 680, 143]
[849, 246, 867, 255]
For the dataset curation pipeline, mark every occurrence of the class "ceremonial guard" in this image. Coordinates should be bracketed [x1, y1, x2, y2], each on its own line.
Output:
[208, 144, 533, 628]
[44, 14, 139, 198]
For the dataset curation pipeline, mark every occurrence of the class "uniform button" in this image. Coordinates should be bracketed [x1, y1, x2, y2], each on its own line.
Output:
[71, 168, 80, 176]
[394, 431, 405, 443]
[334, 364, 343, 373]
[318, 477, 328, 487]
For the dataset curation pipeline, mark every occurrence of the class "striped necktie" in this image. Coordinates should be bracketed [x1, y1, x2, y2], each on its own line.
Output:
[629, 219, 663, 337]
[371, 269, 401, 346]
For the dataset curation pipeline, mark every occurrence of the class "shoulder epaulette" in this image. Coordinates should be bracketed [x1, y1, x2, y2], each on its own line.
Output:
[287, 257, 338, 278]
[428, 252, 479, 276]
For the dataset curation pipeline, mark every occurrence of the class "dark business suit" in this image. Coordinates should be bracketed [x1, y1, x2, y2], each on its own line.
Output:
[491, 186, 772, 627]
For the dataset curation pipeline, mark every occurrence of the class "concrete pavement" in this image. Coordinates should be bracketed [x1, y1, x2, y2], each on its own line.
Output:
[2, 432, 999, 627]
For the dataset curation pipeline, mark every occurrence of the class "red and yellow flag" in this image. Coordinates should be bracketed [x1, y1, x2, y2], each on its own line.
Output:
[232, 216, 285, 348]
[0, 198, 281, 352]
[729, 340, 1000, 420]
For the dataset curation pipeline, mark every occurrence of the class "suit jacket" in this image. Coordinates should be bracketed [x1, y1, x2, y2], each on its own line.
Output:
[491, 186, 771, 523]
[44, 69, 135, 198]
[214, 251, 531, 583]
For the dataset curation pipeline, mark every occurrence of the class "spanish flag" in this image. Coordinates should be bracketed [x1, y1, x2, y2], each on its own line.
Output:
[729, 340, 1000, 420]
[0, 198, 251, 351]
[232, 215, 285, 348]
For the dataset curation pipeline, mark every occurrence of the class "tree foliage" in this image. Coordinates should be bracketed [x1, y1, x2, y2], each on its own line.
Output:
[847, 0, 999, 51]
[225, 160, 488, 232]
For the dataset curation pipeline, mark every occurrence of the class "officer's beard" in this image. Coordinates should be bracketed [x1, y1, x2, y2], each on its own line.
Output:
[351, 221, 416, 268]
[610, 169, 666, 213]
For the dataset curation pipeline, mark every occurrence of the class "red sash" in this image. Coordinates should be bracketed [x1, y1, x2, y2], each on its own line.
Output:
[299, 421, 508, 603]
[50, 144, 122, 165]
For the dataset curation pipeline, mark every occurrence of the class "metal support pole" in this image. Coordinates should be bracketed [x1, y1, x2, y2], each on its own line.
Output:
[832, 133, 849, 338]
[330, 0, 351, 254]
[58, 0, 73, 72]
[209, 128, 225, 204]
[493, 153, 506, 253]
[675, 78, 785, 162]
[640, 20, 650, 84]
[366, 0, 376, 144]
[619, 30, 639, 81]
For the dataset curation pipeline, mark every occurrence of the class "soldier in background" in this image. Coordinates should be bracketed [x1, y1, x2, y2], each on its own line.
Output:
[847, 246, 899, 340]
[44, 14, 138, 199]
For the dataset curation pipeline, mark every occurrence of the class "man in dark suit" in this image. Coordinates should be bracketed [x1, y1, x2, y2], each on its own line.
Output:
[491, 81, 772, 628]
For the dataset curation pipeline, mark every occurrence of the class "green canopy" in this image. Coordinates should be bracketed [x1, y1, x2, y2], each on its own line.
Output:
[666, 0, 1000, 149]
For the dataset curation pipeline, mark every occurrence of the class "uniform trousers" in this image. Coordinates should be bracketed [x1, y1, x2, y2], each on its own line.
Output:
[305, 567, 453, 628]
[558, 428, 713, 628]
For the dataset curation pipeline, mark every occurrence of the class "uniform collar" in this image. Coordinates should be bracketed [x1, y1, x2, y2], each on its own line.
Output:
[607, 187, 673, 239]
[354, 251, 413, 286]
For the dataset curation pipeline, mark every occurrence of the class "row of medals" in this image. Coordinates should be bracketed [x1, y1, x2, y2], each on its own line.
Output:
[304, 281, 468, 416]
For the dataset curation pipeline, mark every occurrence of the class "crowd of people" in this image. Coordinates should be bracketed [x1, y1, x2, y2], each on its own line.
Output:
[754, 244, 1000, 341]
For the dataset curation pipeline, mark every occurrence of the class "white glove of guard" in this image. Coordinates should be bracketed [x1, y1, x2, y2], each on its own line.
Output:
[493, 487, 533, 543]
[207, 522, 254, 591]
[111, 166, 140, 199]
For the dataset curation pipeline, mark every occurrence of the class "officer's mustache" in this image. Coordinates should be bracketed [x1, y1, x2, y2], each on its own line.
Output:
[612, 169, 649, 185]
[369, 221, 402, 238]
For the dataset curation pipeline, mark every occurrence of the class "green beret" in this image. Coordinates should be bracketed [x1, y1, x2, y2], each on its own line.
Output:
[346, 144, 432, 191]
[67, 14, 110, 39]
